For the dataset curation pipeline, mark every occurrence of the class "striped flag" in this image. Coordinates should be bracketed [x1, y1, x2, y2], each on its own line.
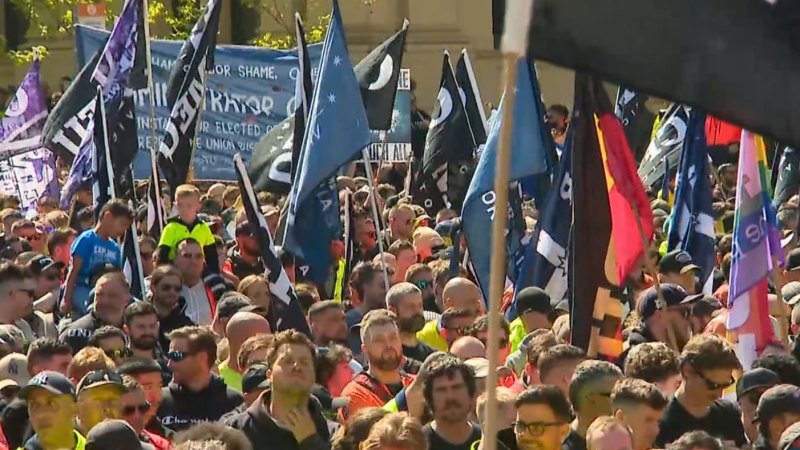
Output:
[122, 199, 146, 299]
[727, 131, 784, 369]
[455, 49, 488, 149]
[146, 159, 166, 240]
[290, 13, 313, 182]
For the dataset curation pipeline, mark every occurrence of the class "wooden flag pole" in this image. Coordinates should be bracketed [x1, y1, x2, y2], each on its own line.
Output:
[771, 257, 790, 347]
[485, 2, 532, 449]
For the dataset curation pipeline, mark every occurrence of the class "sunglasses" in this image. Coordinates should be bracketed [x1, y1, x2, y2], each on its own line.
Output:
[696, 370, 735, 390]
[513, 421, 566, 437]
[159, 283, 182, 293]
[105, 348, 133, 359]
[414, 280, 433, 290]
[167, 350, 195, 362]
[122, 402, 151, 416]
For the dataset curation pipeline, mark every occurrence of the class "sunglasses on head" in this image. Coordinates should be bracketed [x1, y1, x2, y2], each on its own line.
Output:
[122, 402, 151, 416]
[167, 350, 195, 362]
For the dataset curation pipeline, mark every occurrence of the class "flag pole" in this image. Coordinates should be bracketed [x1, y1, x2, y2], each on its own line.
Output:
[484, 2, 532, 450]
[771, 256, 790, 346]
[142, 0, 159, 169]
[188, 75, 209, 182]
[361, 148, 392, 292]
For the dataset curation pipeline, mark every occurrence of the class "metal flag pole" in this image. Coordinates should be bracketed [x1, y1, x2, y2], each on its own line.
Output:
[484, 2, 533, 450]
[361, 147, 392, 293]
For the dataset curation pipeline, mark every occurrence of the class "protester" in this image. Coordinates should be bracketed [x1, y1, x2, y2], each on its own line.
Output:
[386, 282, 434, 365]
[515, 385, 572, 450]
[585, 416, 634, 450]
[307, 301, 348, 347]
[60, 272, 130, 353]
[623, 342, 682, 398]
[611, 378, 668, 450]
[564, 360, 624, 450]
[118, 357, 170, 439]
[345, 262, 388, 354]
[508, 287, 554, 353]
[737, 368, 781, 443]
[119, 376, 170, 450]
[18, 371, 83, 450]
[75, 369, 126, 434]
[147, 265, 194, 351]
[218, 312, 270, 392]
[537, 344, 586, 396]
[157, 185, 217, 271]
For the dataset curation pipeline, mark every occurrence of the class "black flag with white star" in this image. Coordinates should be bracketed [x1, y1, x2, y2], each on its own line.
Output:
[233, 153, 311, 337]
[414, 51, 476, 216]
[614, 86, 655, 161]
[354, 19, 409, 131]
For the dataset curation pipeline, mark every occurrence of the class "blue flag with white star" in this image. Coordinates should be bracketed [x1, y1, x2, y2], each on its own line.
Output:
[461, 57, 550, 305]
[667, 109, 716, 294]
[285, 0, 373, 286]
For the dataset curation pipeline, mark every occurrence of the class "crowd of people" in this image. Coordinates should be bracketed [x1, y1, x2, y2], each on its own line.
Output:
[0, 96, 799, 450]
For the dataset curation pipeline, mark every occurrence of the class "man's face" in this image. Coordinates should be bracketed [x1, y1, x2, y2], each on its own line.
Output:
[684, 365, 734, 405]
[356, 219, 377, 250]
[391, 210, 415, 240]
[270, 343, 315, 397]
[27, 390, 76, 440]
[5, 279, 33, 321]
[311, 307, 348, 344]
[153, 275, 182, 309]
[52, 237, 75, 265]
[619, 405, 663, 450]
[139, 242, 155, 277]
[362, 323, 402, 371]
[34, 354, 72, 376]
[444, 315, 476, 349]
[584, 377, 620, 420]
[393, 292, 426, 335]
[94, 278, 129, 325]
[395, 249, 416, 282]
[739, 392, 762, 443]
[540, 360, 582, 398]
[663, 271, 697, 295]
[430, 371, 473, 424]
[132, 372, 162, 425]
[20, 277, 36, 318]
[126, 314, 159, 351]
[167, 337, 203, 384]
[77, 385, 123, 432]
[363, 274, 387, 308]
[475, 329, 510, 367]
[409, 272, 435, 306]
[121, 389, 148, 435]
[174, 243, 204, 282]
[236, 234, 259, 256]
[327, 361, 355, 397]
[36, 269, 60, 298]
[515, 403, 569, 450]
[589, 428, 634, 450]
[107, 216, 133, 239]
[97, 336, 129, 364]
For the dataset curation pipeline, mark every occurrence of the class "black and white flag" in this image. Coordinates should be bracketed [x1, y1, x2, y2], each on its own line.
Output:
[455, 49, 487, 148]
[249, 116, 294, 194]
[291, 13, 313, 182]
[637, 104, 689, 189]
[415, 51, 476, 216]
[233, 153, 311, 337]
[92, 88, 115, 217]
[354, 19, 409, 131]
[615, 86, 655, 161]
[773, 146, 800, 209]
[158, 0, 221, 196]
[122, 200, 146, 299]
[147, 157, 166, 240]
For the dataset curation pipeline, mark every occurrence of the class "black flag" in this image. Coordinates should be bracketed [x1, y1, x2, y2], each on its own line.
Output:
[233, 153, 311, 337]
[525, 0, 800, 149]
[637, 104, 689, 189]
[415, 51, 475, 216]
[147, 157, 166, 241]
[354, 19, 409, 131]
[455, 49, 487, 148]
[614, 86, 655, 161]
[249, 116, 294, 194]
[92, 88, 115, 217]
[291, 13, 313, 182]
[122, 200, 146, 299]
[773, 147, 800, 209]
[158, 0, 221, 196]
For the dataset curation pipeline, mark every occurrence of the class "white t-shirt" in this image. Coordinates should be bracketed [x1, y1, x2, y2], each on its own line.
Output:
[182, 281, 212, 325]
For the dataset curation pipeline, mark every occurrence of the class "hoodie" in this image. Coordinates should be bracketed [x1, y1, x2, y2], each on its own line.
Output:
[155, 297, 195, 351]
[156, 375, 243, 432]
[224, 245, 265, 280]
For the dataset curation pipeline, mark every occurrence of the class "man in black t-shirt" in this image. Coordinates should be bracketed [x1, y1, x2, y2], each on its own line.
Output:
[562, 360, 624, 450]
[655, 334, 746, 448]
[751, 384, 800, 450]
[420, 353, 481, 450]
[387, 282, 435, 366]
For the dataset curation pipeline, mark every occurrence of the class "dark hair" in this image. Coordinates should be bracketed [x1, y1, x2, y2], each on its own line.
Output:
[277, 247, 295, 268]
[173, 422, 253, 450]
[388, 240, 414, 258]
[420, 353, 477, 407]
[294, 284, 317, 314]
[350, 262, 380, 299]
[525, 330, 560, 366]
[150, 265, 183, 287]
[308, 300, 343, 321]
[666, 431, 723, 450]
[26, 338, 72, 374]
[0, 263, 29, 287]
[624, 342, 680, 383]
[611, 378, 668, 411]
[752, 353, 800, 386]
[679, 334, 741, 372]
[547, 104, 569, 118]
[99, 198, 134, 221]
[538, 344, 586, 382]
[468, 315, 511, 338]
[117, 356, 163, 376]
[124, 301, 158, 325]
[166, 326, 217, 369]
[47, 229, 77, 255]
[315, 343, 351, 386]
[515, 385, 573, 423]
[77, 207, 95, 223]
[265, 330, 316, 369]
[88, 326, 126, 347]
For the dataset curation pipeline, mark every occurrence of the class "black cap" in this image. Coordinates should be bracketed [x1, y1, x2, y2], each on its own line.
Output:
[787, 249, 800, 272]
[28, 254, 62, 275]
[515, 287, 552, 316]
[86, 420, 155, 450]
[310, 384, 349, 411]
[778, 421, 800, 450]
[242, 364, 270, 394]
[639, 284, 687, 320]
[754, 384, 800, 423]
[736, 368, 780, 401]
[235, 221, 257, 237]
[215, 293, 251, 320]
[658, 250, 701, 274]
[76, 370, 125, 395]
[19, 371, 76, 400]
[680, 294, 723, 317]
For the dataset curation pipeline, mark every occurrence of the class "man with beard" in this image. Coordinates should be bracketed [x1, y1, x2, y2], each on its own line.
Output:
[421, 353, 481, 450]
[123, 302, 171, 386]
[405, 263, 439, 318]
[387, 282, 435, 365]
[224, 330, 330, 450]
[147, 265, 193, 352]
[354, 215, 380, 263]
[224, 221, 265, 280]
[339, 309, 414, 421]
[60, 272, 130, 354]
[307, 301, 348, 347]
[515, 385, 572, 450]
[346, 262, 388, 356]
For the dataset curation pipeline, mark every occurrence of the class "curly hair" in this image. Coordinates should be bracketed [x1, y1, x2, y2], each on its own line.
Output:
[623, 342, 679, 383]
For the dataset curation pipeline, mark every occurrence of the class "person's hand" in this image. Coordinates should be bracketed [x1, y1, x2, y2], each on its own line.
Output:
[58, 300, 72, 317]
[285, 407, 317, 443]
[405, 376, 425, 419]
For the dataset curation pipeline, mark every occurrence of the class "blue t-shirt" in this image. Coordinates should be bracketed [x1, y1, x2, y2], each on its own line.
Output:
[69, 229, 122, 288]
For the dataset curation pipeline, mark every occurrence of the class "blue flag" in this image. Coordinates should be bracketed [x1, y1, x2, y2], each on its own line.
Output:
[285, 0, 372, 286]
[667, 109, 716, 293]
[511, 131, 573, 320]
[519, 61, 557, 204]
[461, 57, 550, 304]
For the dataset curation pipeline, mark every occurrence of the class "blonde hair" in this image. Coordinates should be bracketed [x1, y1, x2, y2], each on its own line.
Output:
[238, 275, 268, 297]
[359, 309, 398, 343]
[586, 416, 632, 450]
[44, 210, 70, 231]
[68, 346, 115, 382]
[175, 184, 201, 200]
[476, 387, 516, 426]
[361, 413, 427, 450]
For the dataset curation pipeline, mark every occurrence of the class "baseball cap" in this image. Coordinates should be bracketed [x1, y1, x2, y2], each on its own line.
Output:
[658, 250, 701, 274]
[778, 421, 800, 450]
[680, 294, 723, 317]
[0, 353, 30, 388]
[783, 282, 800, 305]
[465, 357, 490, 378]
[76, 370, 125, 395]
[638, 284, 687, 320]
[786, 249, 800, 272]
[28, 254, 62, 275]
[310, 384, 349, 411]
[736, 368, 780, 401]
[754, 384, 800, 423]
[235, 220, 257, 237]
[86, 420, 155, 450]
[215, 293, 251, 320]
[515, 287, 552, 316]
[19, 371, 76, 400]
[241, 364, 270, 394]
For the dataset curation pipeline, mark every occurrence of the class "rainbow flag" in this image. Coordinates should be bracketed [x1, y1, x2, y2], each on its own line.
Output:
[727, 130, 784, 369]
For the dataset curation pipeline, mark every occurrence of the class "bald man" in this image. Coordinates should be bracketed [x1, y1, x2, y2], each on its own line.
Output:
[450, 336, 486, 360]
[417, 277, 485, 351]
[218, 312, 271, 392]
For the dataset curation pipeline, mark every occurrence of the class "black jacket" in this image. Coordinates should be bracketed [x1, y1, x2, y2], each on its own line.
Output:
[156, 297, 195, 351]
[226, 245, 265, 280]
[156, 375, 243, 432]
[58, 312, 114, 354]
[223, 390, 331, 450]
[617, 322, 657, 369]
